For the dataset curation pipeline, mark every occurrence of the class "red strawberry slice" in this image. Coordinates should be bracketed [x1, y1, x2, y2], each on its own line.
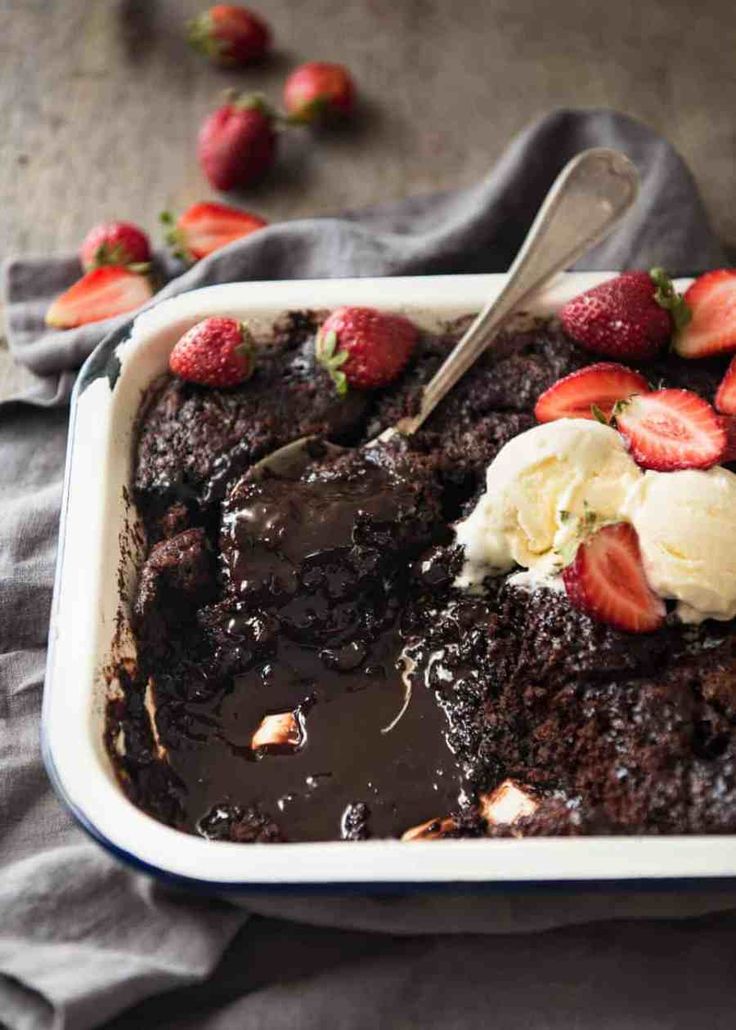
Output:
[161, 202, 267, 262]
[534, 362, 649, 423]
[715, 354, 736, 415]
[562, 522, 665, 634]
[45, 267, 153, 329]
[615, 389, 726, 471]
[674, 269, 736, 358]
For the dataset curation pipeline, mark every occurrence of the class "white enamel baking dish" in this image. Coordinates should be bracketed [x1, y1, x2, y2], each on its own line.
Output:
[43, 271, 736, 890]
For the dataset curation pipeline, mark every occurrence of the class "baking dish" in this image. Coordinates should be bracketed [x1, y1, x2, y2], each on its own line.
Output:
[43, 271, 736, 889]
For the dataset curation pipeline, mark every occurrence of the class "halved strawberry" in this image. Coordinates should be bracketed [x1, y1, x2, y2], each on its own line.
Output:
[562, 522, 665, 634]
[534, 362, 649, 423]
[161, 202, 267, 262]
[45, 267, 153, 329]
[674, 269, 736, 358]
[615, 389, 726, 471]
[715, 355, 736, 415]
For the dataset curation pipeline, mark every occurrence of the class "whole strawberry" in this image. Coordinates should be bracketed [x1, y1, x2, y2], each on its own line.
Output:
[169, 316, 256, 387]
[560, 269, 689, 361]
[198, 94, 277, 191]
[284, 62, 356, 124]
[79, 221, 151, 271]
[187, 5, 271, 67]
[316, 306, 417, 395]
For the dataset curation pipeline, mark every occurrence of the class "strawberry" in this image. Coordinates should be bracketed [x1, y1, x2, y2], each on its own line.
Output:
[315, 306, 417, 395]
[187, 5, 271, 67]
[161, 202, 267, 262]
[284, 62, 356, 124]
[169, 316, 255, 387]
[534, 362, 649, 423]
[560, 269, 689, 361]
[615, 389, 726, 471]
[79, 221, 151, 271]
[674, 269, 736, 358]
[45, 267, 153, 329]
[198, 94, 277, 191]
[715, 354, 736, 415]
[718, 416, 736, 464]
[562, 522, 665, 634]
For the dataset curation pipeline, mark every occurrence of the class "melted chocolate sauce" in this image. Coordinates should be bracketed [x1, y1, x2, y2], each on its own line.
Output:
[157, 626, 460, 841]
[135, 448, 460, 840]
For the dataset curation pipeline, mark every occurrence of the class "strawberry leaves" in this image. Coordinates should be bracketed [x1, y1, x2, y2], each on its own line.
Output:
[650, 267, 691, 331]
[315, 328, 350, 397]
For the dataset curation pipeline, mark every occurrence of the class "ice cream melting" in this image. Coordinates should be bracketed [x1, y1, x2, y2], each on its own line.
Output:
[455, 420, 641, 588]
[456, 418, 736, 624]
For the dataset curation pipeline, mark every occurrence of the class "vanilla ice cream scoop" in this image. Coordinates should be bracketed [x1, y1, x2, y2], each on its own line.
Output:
[625, 467, 736, 623]
[455, 419, 643, 588]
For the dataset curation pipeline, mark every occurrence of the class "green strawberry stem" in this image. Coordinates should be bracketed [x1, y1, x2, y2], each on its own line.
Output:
[553, 505, 615, 570]
[221, 90, 275, 120]
[235, 322, 256, 379]
[159, 210, 193, 264]
[650, 267, 691, 331]
[315, 329, 350, 397]
[590, 403, 609, 425]
[186, 12, 226, 61]
[283, 96, 331, 126]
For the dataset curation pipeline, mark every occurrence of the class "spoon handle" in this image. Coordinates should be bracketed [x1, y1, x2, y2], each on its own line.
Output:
[397, 147, 639, 436]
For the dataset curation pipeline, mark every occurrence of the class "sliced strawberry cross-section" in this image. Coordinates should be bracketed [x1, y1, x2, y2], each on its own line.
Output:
[45, 266, 153, 329]
[562, 522, 665, 634]
[534, 362, 649, 423]
[615, 389, 726, 471]
[674, 269, 736, 358]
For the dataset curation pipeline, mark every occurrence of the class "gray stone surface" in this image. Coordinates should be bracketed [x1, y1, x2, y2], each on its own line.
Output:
[0, 0, 734, 398]
[2, 0, 735, 253]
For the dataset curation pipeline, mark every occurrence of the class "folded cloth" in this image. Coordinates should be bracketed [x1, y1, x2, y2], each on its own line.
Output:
[1, 109, 734, 1030]
[3, 108, 725, 406]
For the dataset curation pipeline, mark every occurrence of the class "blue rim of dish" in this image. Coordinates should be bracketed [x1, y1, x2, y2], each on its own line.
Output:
[42, 725, 736, 895]
[41, 299, 736, 895]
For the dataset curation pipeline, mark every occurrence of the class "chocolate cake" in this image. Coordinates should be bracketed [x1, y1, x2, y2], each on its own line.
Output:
[107, 306, 736, 842]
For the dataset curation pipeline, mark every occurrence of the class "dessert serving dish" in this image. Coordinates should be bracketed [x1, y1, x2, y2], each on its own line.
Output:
[43, 272, 736, 889]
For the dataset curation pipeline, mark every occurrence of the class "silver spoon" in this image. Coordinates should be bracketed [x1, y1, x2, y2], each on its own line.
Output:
[255, 147, 639, 479]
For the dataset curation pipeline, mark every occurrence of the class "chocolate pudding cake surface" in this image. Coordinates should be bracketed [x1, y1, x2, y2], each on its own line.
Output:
[107, 309, 736, 842]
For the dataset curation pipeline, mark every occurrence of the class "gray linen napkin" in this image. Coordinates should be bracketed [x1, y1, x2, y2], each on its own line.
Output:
[4, 107, 724, 405]
[1, 109, 734, 1030]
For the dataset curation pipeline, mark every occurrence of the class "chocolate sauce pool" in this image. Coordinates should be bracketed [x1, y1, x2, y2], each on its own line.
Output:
[142, 451, 461, 841]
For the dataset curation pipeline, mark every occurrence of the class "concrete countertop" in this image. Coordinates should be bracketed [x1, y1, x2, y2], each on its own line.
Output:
[1, 0, 734, 397]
